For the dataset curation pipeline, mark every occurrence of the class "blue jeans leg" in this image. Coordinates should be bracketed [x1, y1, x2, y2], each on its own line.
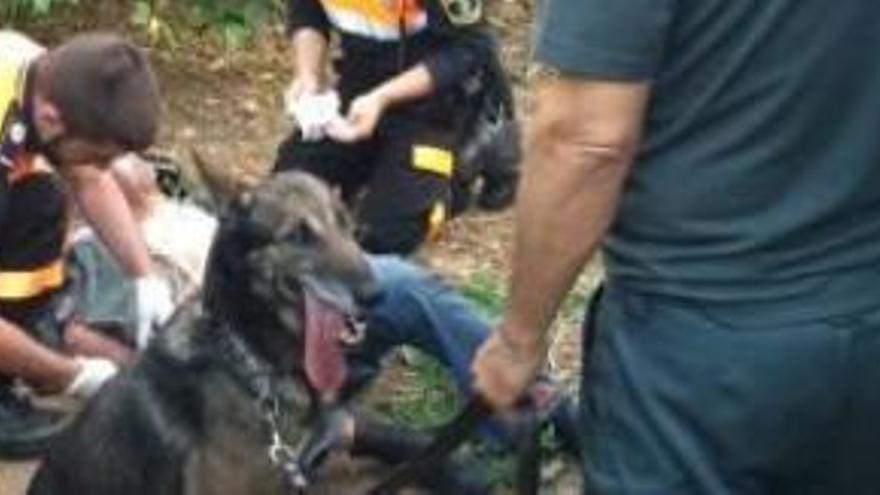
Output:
[345, 255, 490, 395]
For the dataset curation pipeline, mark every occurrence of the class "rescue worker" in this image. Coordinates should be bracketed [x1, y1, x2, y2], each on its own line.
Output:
[0, 31, 172, 457]
[274, 0, 514, 255]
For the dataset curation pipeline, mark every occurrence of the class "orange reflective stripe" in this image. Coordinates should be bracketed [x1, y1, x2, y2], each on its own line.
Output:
[323, 0, 423, 28]
[400, 0, 423, 25]
[324, 0, 396, 26]
[0, 260, 65, 300]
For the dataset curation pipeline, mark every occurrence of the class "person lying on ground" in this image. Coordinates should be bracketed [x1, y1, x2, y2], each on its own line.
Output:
[72, 153, 580, 459]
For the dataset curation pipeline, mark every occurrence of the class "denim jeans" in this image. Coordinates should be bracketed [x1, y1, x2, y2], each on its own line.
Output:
[345, 255, 490, 396]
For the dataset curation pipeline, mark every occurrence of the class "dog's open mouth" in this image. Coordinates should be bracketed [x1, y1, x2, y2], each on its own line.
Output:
[303, 291, 350, 396]
[298, 273, 369, 398]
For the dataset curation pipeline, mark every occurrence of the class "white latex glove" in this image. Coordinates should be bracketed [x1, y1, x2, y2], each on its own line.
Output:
[64, 357, 119, 399]
[135, 275, 174, 349]
[285, 88, 343, 142]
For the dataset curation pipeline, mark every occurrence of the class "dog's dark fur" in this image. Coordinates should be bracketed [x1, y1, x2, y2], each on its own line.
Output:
[27, 173, 379, 494]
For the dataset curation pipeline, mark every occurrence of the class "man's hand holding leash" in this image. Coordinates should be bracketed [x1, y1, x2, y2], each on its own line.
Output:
[472, 322, 547, 411]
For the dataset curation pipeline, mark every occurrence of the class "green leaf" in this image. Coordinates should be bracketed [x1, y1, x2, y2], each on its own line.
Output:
[32, 0, 53, 15]
[130, 1, 152, 27]
[222, 20, 251, 49]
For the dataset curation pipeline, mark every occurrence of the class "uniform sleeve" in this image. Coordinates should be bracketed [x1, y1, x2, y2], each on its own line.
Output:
[422, 29, 494, 93]
[286, 0, 331, 36]
[534, 0, 675, 80]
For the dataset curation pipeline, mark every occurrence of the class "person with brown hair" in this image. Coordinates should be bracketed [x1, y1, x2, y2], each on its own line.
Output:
[0, 31, 172, 457]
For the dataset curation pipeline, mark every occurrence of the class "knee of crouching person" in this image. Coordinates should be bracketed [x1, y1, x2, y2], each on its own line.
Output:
[358, 215, 430, 256]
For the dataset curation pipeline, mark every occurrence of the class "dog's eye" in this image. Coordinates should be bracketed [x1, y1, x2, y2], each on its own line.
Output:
[287, 220, 319, 246]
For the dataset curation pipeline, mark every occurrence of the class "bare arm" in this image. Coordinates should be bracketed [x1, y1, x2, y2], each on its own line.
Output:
[62, 165, 153, 278]
[0, 316, 78, 392]
[292, 28, 330, 94]
[358, 24, 492, 112]
[327, 64, 436, 143]
[503, 77, 650, 348]
[368, 63, 435, 110]
[473, 75, 651, 409]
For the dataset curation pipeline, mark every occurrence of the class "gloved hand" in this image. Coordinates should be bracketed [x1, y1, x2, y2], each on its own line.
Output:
[134, 275, 174, 349]
[64, 357, 119, 399]
[284, 85, 343, 142]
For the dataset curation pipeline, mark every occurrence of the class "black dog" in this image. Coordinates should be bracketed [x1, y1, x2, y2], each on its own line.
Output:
[27, 173, 383, 494]
[28, 172, 491, 494]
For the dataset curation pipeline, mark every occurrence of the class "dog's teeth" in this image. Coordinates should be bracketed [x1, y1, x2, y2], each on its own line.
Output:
[339, 319, 366, 345]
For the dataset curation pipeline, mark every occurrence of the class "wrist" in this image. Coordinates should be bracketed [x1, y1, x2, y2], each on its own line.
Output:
[366, 87, 393, 112]
[497, 320, 547, 355]
[48, 358, 83, 395]
[299, 73, 323, 92]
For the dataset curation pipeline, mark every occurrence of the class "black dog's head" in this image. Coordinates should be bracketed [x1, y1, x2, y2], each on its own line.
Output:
[202, 172, 377, 401]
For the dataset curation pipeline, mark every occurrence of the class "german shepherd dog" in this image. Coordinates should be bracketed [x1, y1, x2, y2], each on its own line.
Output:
[28, 172, 461, 494]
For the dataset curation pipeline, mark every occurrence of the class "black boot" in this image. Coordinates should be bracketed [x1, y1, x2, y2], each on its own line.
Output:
[0, 380, 68, 459]
[476, 120, 521, 212]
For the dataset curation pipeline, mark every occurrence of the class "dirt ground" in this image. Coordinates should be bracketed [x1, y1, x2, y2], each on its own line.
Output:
[2, 2, 590, 492]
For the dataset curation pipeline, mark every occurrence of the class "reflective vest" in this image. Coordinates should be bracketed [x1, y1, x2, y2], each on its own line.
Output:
[0, 31, 64, 302]
[0, 31, 44, 181]
[319, 0, 429, 41]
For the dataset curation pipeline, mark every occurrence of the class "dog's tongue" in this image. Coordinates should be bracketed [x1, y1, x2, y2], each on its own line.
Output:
[304, 292, 348, 395]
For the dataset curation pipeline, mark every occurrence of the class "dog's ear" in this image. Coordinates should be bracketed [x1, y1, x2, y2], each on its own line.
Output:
[189, 147, 258, 215]
[226, 191, 274, 248]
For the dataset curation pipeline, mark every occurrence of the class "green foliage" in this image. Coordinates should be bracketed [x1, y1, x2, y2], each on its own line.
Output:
[372, 349, 462, 429]
[191, 0, 283, 47]
[460, 269, 598, 325]
[459, 271, 506, 318]
[130, 0, 283, 48]
[1, 0, 282, 47]
[0, 0, 78, 22]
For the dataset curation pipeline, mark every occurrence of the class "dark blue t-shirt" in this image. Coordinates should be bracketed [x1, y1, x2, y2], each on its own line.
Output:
[536, 0, 880, 322]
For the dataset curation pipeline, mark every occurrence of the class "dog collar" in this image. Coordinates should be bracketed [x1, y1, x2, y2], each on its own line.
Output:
[208, 322, 313, 492]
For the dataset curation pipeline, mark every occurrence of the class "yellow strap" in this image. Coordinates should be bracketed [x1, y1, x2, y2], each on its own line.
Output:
[426, 201, 447, 242]
[0, 260, 65, 301]
[412, 145, 454, 178]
